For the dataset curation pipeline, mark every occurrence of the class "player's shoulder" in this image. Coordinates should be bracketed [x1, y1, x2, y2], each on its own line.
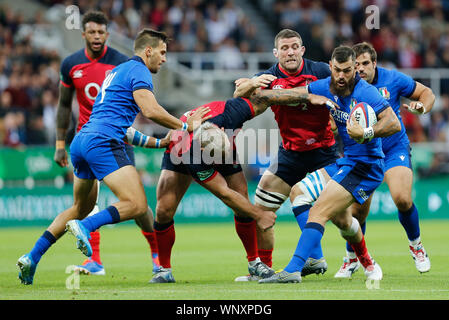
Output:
[100, 46, 129, 66]
[255, 63, 281, 77]
[61, 48, 89, 69]
[303, 58, 330, 78]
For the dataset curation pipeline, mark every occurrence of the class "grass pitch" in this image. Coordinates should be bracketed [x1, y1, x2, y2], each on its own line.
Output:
[1, 220, 449, 300]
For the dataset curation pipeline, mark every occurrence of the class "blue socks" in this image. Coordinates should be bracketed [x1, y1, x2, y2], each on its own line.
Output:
[398, 203, 420, 241]
[81, 206, 121, 233]
[292, 205, 324, 259]
[284, 222, 325, 273]
[30, 230, 56, 263]
[27, 206, 120, 264]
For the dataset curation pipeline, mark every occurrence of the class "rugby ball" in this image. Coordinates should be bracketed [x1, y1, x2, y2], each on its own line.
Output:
[349, 102, 377, 143]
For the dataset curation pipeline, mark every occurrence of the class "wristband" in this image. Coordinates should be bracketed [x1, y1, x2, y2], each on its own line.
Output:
[181, 121, 189, 131]
[155, 138, 161, 148]
[363, 126, 375, 141]
[408, 102, 426, 115]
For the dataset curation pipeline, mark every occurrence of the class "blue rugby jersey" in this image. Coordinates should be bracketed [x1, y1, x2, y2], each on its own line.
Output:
[80, 56, 153, 141]
[370, 67, 416, 152]
[308, 74, 391, 162]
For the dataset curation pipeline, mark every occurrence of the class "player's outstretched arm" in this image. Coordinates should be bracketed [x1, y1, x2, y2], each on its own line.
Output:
[249, 86, 336, 116]
[403, 82, 435, 115]
[54, 83, 75, 167]
[134, 89, 211, 132]
[125, 127, 171, 148]
[347, 106, 401, 143]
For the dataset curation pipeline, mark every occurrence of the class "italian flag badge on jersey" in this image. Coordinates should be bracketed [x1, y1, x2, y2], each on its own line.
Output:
[379, 87, 390, 100]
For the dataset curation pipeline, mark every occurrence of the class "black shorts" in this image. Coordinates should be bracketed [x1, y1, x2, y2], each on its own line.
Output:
[161, 152, 242, 183]
[267, 143, 339, 186]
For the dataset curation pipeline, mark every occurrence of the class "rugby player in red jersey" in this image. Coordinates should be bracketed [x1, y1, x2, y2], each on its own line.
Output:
[54, 11, 163, 275]
[233, 29, 337, 280]
[124, 91, 334, 282]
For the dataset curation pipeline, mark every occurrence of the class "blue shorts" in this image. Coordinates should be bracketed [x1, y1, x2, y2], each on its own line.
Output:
[383, 143, 412, 172]
[161, 151, 242, 183]
[324, 157, 384, 204]
[267, 144, 339, 186]
[70, 133, 134, 180]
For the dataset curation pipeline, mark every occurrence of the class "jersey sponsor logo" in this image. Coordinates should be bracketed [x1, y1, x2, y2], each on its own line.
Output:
[378, 87, 390, 100]
[305, 138, 316, 145]
[272, 85, 284, 90]
[329, 107, 350, 124]
[196, 169, 214, 181]
[73, 70, 83, 78]
[358, 188, 369, 201]
[84, 82, 101, 101]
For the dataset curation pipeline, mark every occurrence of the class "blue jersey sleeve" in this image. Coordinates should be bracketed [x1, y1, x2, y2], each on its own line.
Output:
[130, 65, 154, 92]
[392, 69, 416, 98]
[307, 78, 328, 95]
[363, 84, 391, 115]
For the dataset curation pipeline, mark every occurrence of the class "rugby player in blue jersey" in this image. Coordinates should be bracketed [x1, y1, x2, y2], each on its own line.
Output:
[333, 42, 434, 277]
[258, 46, 401, 283]
[16, 29, 211, 285]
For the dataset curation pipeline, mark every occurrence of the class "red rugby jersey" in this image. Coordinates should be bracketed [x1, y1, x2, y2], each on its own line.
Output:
[59, 46, 129, 132]
[257, 58, 335, 152]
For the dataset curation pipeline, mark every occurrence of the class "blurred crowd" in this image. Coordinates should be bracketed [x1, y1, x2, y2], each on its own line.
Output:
[0, 0, 449, 178]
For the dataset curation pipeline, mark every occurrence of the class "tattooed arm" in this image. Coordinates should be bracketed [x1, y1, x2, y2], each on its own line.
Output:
[54, 83, 75, 167]
[249, 86, 336, 116]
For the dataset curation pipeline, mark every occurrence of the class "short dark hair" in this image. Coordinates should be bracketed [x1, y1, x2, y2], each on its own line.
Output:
[82, 10, 109, 31]
[134, 28, 170, 52]
[331, 46, 356, 63]
[352, 42, 377, 62]
[274, 29, 302, 48]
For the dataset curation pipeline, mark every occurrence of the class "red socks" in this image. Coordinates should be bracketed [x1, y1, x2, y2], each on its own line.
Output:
[234, 216, 259, 262]
[154, 221, 175, 268]
[258, 249, 273, 268]
[141, 230, 158, 256]
[89, 230, 101, 264]
[349, 236, 373, 268]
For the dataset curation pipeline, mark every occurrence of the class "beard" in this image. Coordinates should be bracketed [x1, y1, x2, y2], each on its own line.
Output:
[87, 41, 105, 55]
[330, 76, 355, 97]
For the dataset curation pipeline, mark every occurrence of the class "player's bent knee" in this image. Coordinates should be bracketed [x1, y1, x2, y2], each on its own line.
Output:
[392, 194, 413, 212]
[291, 170, 327, 208]
[254, 187, 287, 209]
[155, 204, 176, 223]
[339, 217, 360, 237]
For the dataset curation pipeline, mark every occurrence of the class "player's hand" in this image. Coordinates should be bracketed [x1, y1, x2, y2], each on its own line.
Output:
[256, 211, 277, 232]
[234, 77, 251, 87]
[160, 130, 172, 148]
[329, 114, 337, 132]
[186, 106, 212, 132]
[54, 148, 68, 167]
[403, 101, 426, 115]
[251, 74, 277, 89]
[309, 94, 339, 109]
[346, 113, 364, 143]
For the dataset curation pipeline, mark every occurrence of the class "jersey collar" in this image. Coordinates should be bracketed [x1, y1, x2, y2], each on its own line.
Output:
[277, 58, 304, 77]
[84, 45, 108, 62]
[130, 55, 146, 65]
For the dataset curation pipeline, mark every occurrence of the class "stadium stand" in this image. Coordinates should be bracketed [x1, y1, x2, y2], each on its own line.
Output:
[0, 0, 448, 182]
